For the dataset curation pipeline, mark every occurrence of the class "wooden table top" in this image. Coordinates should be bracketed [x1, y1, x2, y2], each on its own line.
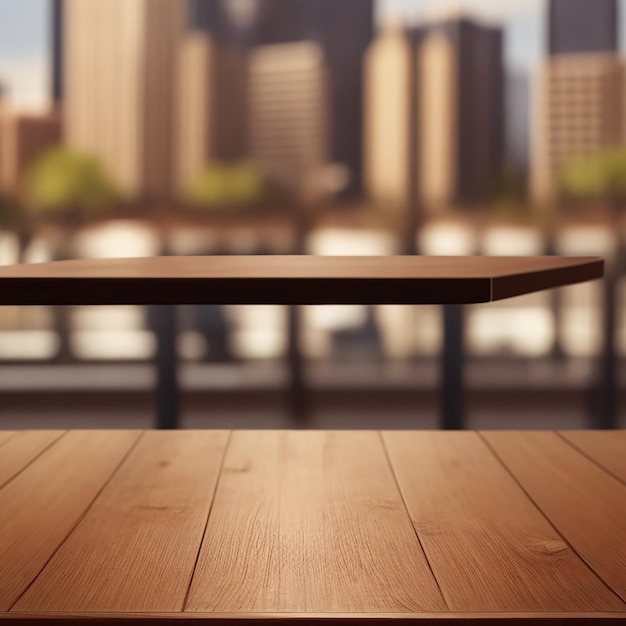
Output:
[0, 430, 624, 624]
[0, 256, 603, 305]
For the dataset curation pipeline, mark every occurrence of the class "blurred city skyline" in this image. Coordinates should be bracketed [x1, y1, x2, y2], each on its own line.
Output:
[1, 0, 549, 111]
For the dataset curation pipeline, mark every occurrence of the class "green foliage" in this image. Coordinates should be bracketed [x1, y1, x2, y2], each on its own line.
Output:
[184, 162, 280, 209]
[0, 189, 26, 232]
[559, 148, 626, 204]
[24, 147, 121, 216]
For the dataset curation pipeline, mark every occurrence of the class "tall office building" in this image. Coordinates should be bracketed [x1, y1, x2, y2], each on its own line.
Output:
[249, 0, 374, 197]
[365, 17, 504, 213]
[532, 0, 622, 204]
[184, 0, 373, 197]
[363, 22, 416, 212]
[62, 0, 184, 199]
[548, 0, 618, 56]
[51, 0, 64, 106]
[249, 42, 329, 198]
[419, 18, 504, 210]
[176, 4, 248, 187]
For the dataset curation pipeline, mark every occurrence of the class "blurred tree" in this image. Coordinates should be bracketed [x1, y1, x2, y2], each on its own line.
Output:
[0, 188, 33, 263]
[24, 146, 121, 223]
[486, 164, 532, 222]
[22, 147, 122, 363]
[183, 162, 282, 210]
[559, 148, 626, 209]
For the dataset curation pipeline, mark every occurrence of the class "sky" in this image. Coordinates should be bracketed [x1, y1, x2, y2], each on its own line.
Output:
[0, 0, 616, 110]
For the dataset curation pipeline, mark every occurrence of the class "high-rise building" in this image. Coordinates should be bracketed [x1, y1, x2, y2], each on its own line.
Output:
[548, 0, 618, 56]
[532, 0, 622, 204]
[51, 0, 64, 105]
[364, 17, 505, 213]
[363, 22, 416, 211]
[248, 0, 374, 197]
[184, 0, 373, 197]
[248, 42, 329, 198]
[62, 0, 184, 199]
[531, 56, 624, 204]
[418, 18, 504, 210]
[0, 108, 62, 191]
[176, 5, 248, 188]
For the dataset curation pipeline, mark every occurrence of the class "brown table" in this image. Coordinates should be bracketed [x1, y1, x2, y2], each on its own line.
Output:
[0, 256, 604, 429]
[0, 256, 603, 305]
[0, 429, 624, 624]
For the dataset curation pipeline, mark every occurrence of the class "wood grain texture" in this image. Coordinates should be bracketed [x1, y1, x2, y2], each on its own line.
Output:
[3, 613, 626, 625]
[13, 431, 230, 613]
[382, 431, 624, 612]
[481, 431, 626, 602]
[558, 430, 626, 484]
[0, 256, 602, 305]
[185, 431, 446, 613]
[0, 431, 15, 447]
[0, 431, 65, 489]
[0, 430, 140, 610]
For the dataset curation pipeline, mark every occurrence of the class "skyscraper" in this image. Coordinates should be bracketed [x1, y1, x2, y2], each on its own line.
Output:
[249, 0, 374, 197]
[51, 0, 64, 105]
[363, 22, 416, 212]
[418, 18, 504, 208]
[548, 0, 618, 56]
[365, 16, 504, 213]
[62, 0, 184, 199]
[177, 3, 248, 187]
[184, 0, 373, 197]
[532, 0, 623, 204]
[248, 42, 329, 196]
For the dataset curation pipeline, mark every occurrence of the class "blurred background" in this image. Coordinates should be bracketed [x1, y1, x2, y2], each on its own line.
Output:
[0, 0, 624, 430]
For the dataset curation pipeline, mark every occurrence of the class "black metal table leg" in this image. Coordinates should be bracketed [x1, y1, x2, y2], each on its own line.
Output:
[154, 304, 179, 430]
[441, 304, 465, 430]
[287, 304, 309, 426]
[595, 271, 618, 429]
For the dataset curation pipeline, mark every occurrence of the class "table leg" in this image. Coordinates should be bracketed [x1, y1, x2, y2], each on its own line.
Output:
[441, 304, 465, 430]
[595, 272, 618, 429]
[154, 304, 179, 430]
[287, 304, 309, 426]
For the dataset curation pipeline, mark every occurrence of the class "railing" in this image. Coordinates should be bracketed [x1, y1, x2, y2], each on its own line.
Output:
[0, 216, 623, 429]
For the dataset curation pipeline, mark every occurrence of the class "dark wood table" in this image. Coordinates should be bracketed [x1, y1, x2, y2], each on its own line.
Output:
[0, 256, 603, 305]
[0, 429, 624, 624]
[0, 256, 604, 429]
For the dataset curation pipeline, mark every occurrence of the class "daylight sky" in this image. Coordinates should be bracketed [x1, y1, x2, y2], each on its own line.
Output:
[0, 0, 615, 110]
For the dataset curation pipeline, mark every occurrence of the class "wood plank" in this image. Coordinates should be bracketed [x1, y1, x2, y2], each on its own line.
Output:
[4, 612, 626, 625]
[0, 256, 602, 306]
[0, 431, 65, 489]
[558, 430, 626, 484]
[0, 431, 16, 447]
[482, 431, 626, 603]
[0, 430, 140, 610]
[186, 431, 446, 613]
[13, 430, 230, 613]
[382, 431, 624, 612]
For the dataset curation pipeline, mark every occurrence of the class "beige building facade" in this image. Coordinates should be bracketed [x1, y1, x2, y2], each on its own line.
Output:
[248, 41, 330, 198]
[363, 23, 415, 212]
[364, 18, 504, 216]
[62, 0, 184, 199]
[176, 33, 248, 189]
[531, 54, 625, 205]
[418, 31, 458, 209]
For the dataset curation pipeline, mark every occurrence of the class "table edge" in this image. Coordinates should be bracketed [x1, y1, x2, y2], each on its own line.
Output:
[3, 613, 626, 624]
